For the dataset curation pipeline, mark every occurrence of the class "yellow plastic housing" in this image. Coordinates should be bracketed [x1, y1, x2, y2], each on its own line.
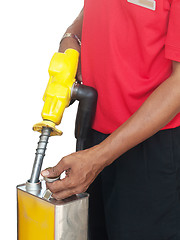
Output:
[33, 120, 62, 136]
[42, 48, 79, 125]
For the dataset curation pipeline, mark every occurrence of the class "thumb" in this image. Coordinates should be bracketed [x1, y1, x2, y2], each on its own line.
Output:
[41, 161, 65, 178]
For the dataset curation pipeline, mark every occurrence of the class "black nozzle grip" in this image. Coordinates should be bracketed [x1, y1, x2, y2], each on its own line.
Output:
[72, 83, 98, 151]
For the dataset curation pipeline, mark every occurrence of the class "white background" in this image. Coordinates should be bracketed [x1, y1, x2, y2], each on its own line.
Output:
[0, 0, 83, 238]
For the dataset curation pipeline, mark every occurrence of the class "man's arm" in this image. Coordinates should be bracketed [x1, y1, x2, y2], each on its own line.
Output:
[59, 8, 84, 81]
[42, 61, 180, 200]
[59, 8, 83, 53]
[99, 61, 180, 164]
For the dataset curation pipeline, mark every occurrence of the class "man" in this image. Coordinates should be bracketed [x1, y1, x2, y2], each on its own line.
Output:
[42, 1, 180, 239]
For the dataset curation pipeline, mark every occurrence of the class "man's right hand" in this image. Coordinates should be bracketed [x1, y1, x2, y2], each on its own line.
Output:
[59, 37, 82, 82]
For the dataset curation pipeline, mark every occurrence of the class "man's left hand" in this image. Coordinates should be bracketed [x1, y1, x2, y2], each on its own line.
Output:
[41, 145, 107, 200]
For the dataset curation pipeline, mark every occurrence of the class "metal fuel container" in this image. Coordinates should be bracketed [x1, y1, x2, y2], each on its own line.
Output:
[17, 181, 89, 240]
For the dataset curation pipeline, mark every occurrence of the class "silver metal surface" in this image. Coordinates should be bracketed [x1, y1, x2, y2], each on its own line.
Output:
[29, 127, 51, 183]
[42, 176, 60, 200]
[60, 33, 81, 46]
[55, 196, 88, 240]
[44, 176, 60, 183]
[17, 181, 89, 205]
[26, 180, 41, 192]
[42, 188, 52, 200]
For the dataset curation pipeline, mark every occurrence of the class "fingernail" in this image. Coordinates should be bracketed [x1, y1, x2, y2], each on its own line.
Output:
[41, 170, 49, 176]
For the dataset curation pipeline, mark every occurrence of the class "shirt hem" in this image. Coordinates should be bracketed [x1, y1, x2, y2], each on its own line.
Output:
[165, 44, 180, 63]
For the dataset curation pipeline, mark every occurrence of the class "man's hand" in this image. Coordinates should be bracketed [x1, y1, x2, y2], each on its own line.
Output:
[41, 145, 107, 200]
[59, 37, 82, 83]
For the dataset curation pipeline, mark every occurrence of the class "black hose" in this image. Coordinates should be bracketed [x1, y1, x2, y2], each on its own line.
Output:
[72, 83, 98, 151]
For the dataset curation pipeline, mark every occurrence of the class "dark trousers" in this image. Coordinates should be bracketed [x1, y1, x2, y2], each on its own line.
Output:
[84, 127, 180, 240]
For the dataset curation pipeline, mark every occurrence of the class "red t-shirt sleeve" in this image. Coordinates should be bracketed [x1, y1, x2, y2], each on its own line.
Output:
[165, 0, 180, 62]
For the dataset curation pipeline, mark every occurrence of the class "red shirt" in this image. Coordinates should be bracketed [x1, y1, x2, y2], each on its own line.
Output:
[81, 0, 180, 134]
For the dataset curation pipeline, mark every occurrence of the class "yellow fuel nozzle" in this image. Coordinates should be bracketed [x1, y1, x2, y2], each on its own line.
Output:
[33, 48, 79, 136]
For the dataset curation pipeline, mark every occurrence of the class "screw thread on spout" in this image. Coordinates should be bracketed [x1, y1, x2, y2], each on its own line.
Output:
[29, 127, 52, 183]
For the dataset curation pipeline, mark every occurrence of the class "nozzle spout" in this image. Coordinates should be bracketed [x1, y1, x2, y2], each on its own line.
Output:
[29, 127, 51, 183]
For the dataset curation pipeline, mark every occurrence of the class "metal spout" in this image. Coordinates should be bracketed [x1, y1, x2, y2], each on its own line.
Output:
[29, 127, 51, 184]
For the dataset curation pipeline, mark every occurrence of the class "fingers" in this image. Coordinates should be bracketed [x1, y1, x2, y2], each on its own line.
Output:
[52, 189, 77, 200]
[52, 184, 87, 200]
[41, 159, 66, 178]
[46, 177, 70, 193]
[46, 175, 88, 200]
